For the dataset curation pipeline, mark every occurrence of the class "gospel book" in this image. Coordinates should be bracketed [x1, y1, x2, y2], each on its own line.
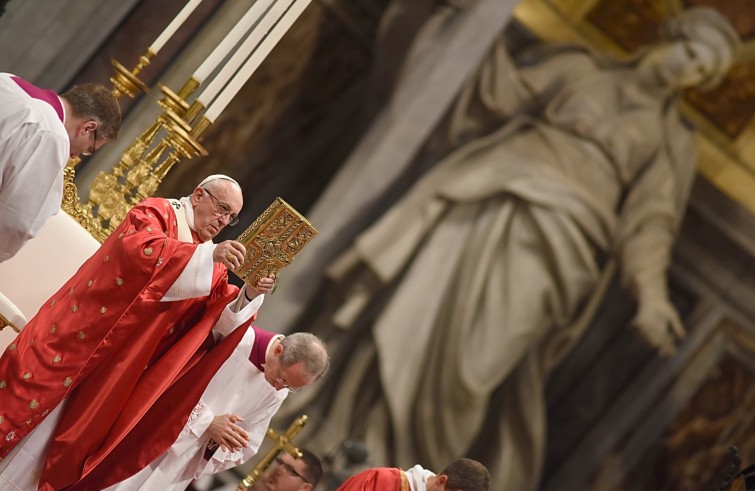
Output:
[232, 197, 318, 287]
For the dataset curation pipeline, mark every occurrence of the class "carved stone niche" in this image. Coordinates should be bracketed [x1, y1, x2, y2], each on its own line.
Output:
[618, 323, 755, 491]
[537, 173, 755, 491]
[542, 311, 755, 491]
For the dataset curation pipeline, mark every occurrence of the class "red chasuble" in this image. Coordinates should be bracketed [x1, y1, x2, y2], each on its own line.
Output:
[336, 468, 409, 491]
[0, 198, 256, 490]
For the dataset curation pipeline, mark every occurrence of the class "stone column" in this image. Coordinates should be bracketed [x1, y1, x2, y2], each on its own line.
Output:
[0, 0, 138, 89]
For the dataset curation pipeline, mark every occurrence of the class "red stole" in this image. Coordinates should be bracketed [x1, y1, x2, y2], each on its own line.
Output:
[11, 76, 64, 121]
[336, 468, 407, 491]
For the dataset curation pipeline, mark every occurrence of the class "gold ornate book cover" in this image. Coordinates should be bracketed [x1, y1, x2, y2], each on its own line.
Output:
[233, 197, 318, 287]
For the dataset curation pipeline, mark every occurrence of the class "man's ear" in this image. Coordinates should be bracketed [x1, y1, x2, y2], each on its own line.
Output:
[80, 119, 97, 136]
[191, 187, 203, 206]
[436, 475, 448, 489]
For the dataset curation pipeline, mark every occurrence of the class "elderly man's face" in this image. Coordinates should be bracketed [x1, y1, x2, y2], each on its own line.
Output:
[190, 181, 242, 242]
[255, 453, 312, 491]
[263, 343, 317, 392]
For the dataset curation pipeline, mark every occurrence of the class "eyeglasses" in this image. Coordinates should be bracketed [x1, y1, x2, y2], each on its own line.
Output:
[274, 457, 310, 483]
[202, 188, 239, 226]
[81, 128, 97, 157]
[275, 368, 301, 393]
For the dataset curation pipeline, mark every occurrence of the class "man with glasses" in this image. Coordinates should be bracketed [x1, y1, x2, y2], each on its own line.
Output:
[0, 175, 279, 490]
[250, 449, 323, 491]
[0, 73, 121, 262]
[107, 328, 328, 491]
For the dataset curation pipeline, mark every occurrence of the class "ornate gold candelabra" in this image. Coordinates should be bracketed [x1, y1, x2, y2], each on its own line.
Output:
[63, 47, 217, 242]
[237, 415, 308, 491]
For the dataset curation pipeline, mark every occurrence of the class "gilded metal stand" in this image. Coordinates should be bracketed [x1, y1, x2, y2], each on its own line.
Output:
[62, 46, 215, 242]
[237, 415, 308, 491]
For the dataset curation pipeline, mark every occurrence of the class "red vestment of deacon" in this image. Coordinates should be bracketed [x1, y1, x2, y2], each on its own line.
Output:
[336, 468, 409, 491]
[0, 197, 256, 490]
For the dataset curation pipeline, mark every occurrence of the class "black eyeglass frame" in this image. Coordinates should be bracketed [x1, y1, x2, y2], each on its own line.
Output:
[201, 187, 240, 226]
[274, 457, 311, 483]
[81, 127, 97, 157]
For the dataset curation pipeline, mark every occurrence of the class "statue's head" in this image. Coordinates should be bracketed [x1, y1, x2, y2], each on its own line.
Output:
[658, 7, 740, 90]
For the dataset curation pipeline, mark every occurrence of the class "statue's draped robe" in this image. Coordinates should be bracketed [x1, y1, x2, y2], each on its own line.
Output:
[282, 42, 697, 490]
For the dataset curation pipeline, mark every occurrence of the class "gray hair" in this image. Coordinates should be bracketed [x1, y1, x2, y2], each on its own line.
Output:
[660, 7, 740, 90]
[280, 333, 330, 380]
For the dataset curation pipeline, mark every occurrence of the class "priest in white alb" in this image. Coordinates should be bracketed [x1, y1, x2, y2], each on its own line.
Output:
[107, 328, 329, 491]
[0, 73, 121, 262]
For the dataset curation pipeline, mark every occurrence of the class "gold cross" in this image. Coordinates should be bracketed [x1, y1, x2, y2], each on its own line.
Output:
[237, 415, 308, 490]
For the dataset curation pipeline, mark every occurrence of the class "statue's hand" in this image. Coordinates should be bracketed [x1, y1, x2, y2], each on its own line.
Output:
[631, 298, 685, 357]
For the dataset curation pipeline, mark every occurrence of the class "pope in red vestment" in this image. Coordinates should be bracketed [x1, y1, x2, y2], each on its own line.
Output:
[0, 175, 274, 491]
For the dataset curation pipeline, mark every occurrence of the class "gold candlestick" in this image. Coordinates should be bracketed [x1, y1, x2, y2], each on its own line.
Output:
[110, 51, 154, 99]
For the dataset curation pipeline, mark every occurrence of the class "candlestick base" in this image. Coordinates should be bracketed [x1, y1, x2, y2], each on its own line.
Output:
[110, 59, 151, 99]
[158, 83, 190, 116]
[164, 109, 209, 158]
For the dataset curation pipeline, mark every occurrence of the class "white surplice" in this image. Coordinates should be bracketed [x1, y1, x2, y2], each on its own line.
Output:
[107, 327, 287, 491]
[405, 464, 435, 491]
[0, 73, 69, 263]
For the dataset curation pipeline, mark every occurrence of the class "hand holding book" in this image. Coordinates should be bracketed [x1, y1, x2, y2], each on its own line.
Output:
[229, 197, 318, 290]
